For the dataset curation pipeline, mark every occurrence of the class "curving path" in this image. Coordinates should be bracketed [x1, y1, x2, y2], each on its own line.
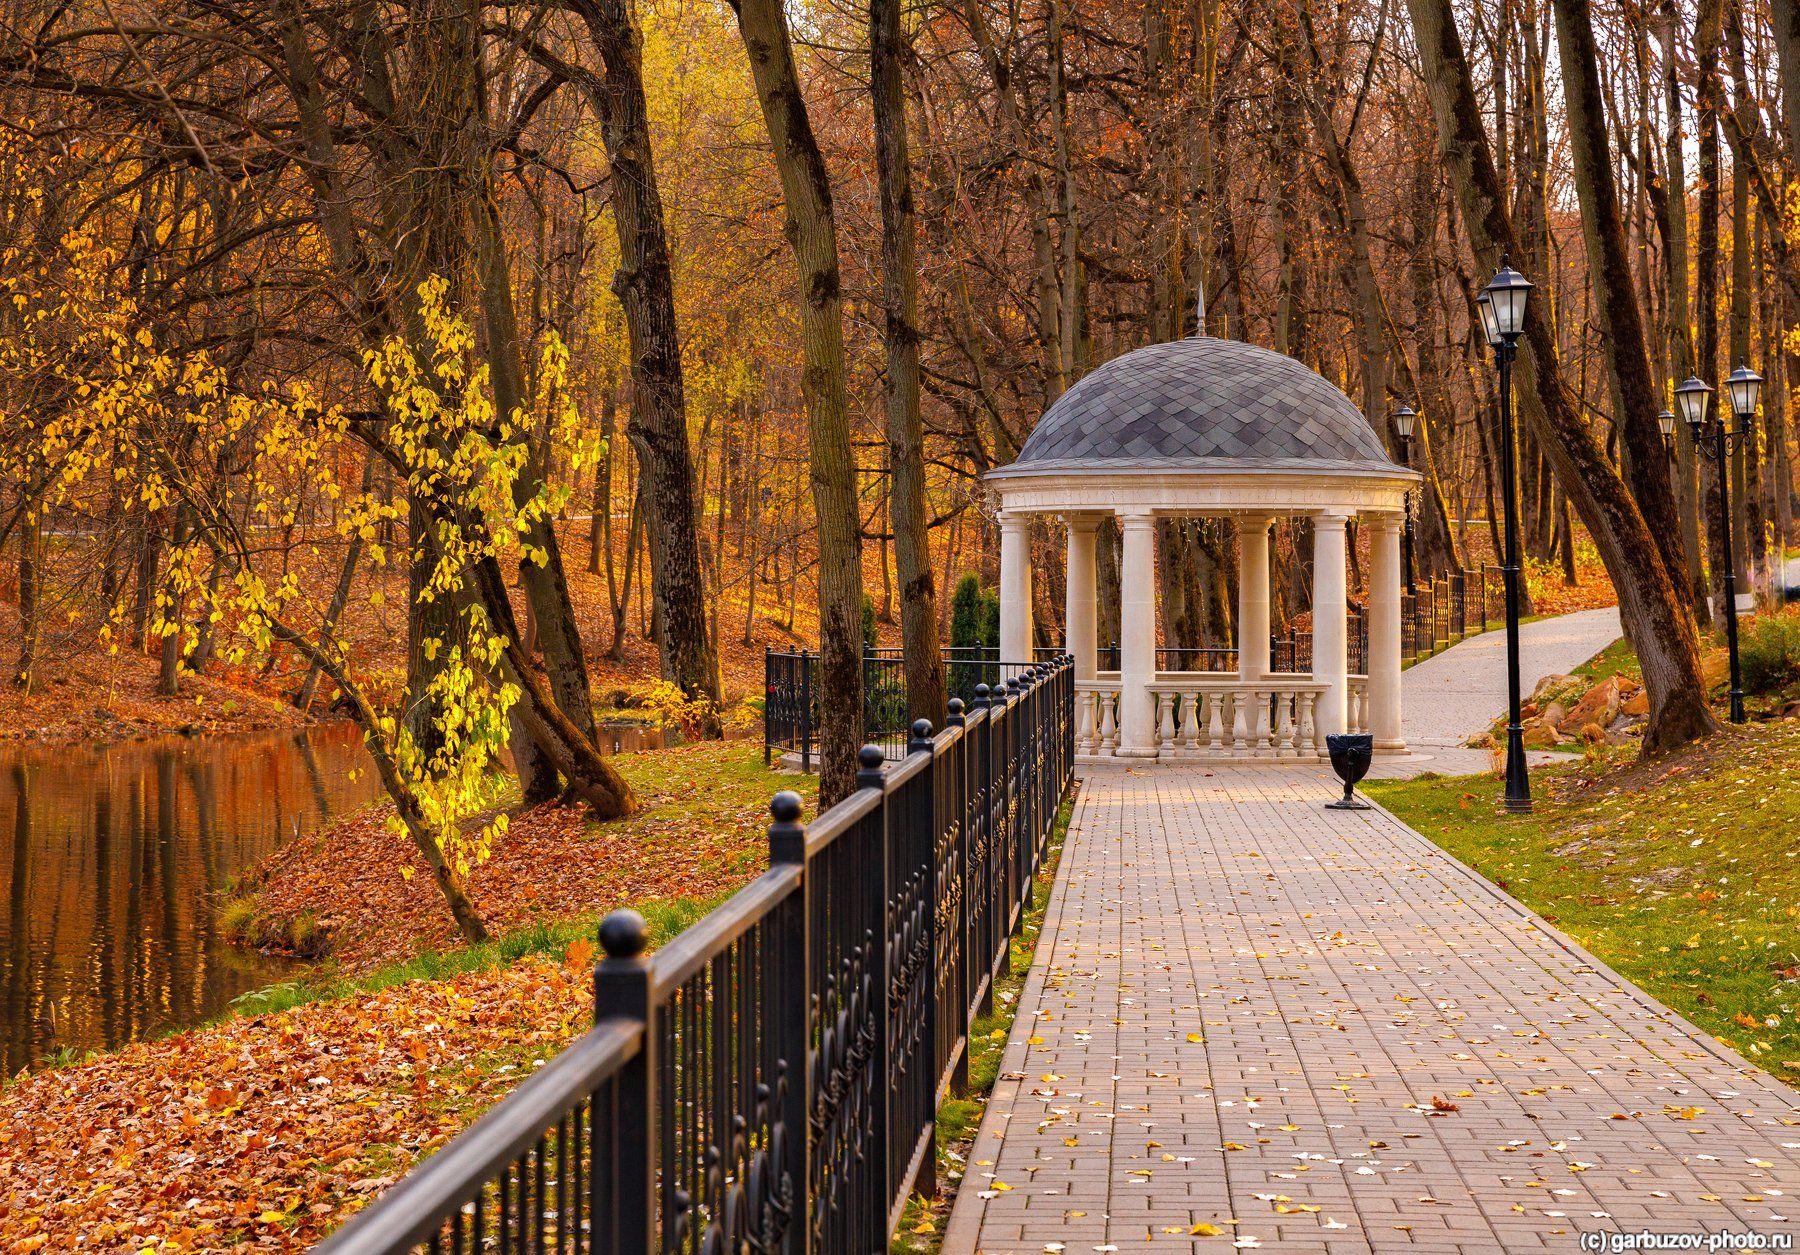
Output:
[1401, 606, 1621, 750]
[942, 610, 1800, 1254]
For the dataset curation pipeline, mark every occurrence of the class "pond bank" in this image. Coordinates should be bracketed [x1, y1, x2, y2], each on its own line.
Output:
[0, 739, 809, 1253]
[232, 739, 801, 974]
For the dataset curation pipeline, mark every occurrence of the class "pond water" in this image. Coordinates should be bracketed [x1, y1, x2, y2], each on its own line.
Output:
[0, 718, 681, 1074]
[0, 723, 382, 1074]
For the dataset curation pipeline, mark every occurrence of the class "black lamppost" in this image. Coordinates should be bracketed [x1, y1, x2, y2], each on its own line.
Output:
[1678, 364, 1761, 724]
[1657, 408, 1677, 460]
[1392, 402, 1418, 595]
[1478, 257, 1533, 813]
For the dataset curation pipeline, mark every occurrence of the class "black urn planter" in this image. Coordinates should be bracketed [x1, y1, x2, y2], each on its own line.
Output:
[1325, 733, 1374, 810]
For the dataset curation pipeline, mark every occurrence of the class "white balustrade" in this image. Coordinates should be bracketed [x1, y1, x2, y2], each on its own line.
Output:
[1078, 676, 1332, 760]
[1347, 676, 1370, 735]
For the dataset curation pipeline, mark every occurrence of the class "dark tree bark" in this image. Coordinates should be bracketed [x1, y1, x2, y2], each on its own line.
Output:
[1725, 2, 1767, 584]
[871, 0, 945, 729]
[959, 0, 1064, 404]
[13, 508, 39, 694]
[1402, 151, 1465, 579]
[728, 0, 865, 803]
[1550, 0, 1690, 600]
[1405, 0, 1718, 753]
[1772, 0, 1800, 159]
[1652, 0, 1708, 612]
[568, 0, 721, 722]
[1696, 0, 1729, 614]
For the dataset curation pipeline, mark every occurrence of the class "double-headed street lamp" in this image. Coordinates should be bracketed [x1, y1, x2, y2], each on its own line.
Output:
[1477, 257, 1533, 813]
[1676, 363, 1761, 724]
[1392, 402, 1418, 596]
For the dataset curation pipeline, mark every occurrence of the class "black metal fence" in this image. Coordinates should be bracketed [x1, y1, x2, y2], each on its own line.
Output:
[1403, 566, 1506, 665]
[315, 660, 1075, 1255]
[768, 647, 1045, 766]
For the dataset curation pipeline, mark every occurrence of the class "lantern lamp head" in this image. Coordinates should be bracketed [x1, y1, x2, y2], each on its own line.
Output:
[1725, 362, 1762, 431]
[1392, 402, 1417, 443]
[1475, 293, 1501, 350]
[1483, 257, 1532, 340]
[1674, 376, 1713, 436]
[1656, 408, 1676, 441]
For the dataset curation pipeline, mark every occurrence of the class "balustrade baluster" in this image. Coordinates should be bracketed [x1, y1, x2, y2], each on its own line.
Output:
[1299, 690, 1319, 756]
[1230, 691, 1250, 754]
[1180, 693, 1201, 752]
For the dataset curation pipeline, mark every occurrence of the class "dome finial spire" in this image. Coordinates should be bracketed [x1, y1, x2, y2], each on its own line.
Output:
[1193, 280, 1206, 338]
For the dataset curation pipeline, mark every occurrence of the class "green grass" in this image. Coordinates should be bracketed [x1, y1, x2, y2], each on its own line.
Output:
[1365, 718, 1800, 1080]
[1571, 635, 1638, 684]
[224, 895, 724, 1022]
[892, 794, 1075, 1252]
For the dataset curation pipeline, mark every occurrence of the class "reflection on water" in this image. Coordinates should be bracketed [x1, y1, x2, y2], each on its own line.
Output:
[0, 718, 679, 1073]
[0, 723, 381, 1074]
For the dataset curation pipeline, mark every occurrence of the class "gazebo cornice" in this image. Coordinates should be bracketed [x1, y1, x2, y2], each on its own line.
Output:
[986, 462, 1420, 518]
[987, 456, 1419, 483]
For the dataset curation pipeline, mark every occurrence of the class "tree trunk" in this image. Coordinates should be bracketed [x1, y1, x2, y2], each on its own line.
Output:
[1049, 0, 1084, 377]
[1725, 2, 1767, 587]
[1404, 154, 1466, 578]
[1772, 0, 1800, 160]
[1550, 0, 1690, 598]
[265, 619, 489, 944]
[468, 131, 605, 785]
[469, 553, 637, 819]
[1696, 0, 1728, 615]
[959, 0, 1064, 404]
[729, 0, 865, 804]
[871, 0, 945, 729]
[13, 508, 40, 694]
[1654, 0, 1708, 613]
[297, 458, 376, 713]
[1405, 0, 1717, 753]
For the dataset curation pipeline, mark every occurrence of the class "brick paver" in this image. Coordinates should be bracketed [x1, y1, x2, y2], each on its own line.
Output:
[941, 762, 1800, 1253]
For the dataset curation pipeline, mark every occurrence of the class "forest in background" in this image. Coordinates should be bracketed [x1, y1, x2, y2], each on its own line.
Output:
[0, 0, 1795, 932]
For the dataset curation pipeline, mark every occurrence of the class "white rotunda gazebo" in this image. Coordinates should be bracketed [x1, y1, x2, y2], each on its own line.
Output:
[988, 337, 1420, 762]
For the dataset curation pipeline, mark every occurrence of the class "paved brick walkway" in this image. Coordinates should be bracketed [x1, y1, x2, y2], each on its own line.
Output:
[942, 766, 1800, 1253]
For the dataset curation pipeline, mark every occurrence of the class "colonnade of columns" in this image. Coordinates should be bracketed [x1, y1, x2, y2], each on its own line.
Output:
[996, 508, 1406, 759]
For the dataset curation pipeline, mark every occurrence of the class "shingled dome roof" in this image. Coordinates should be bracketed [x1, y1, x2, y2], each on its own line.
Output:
[994, 337, 1398, 478]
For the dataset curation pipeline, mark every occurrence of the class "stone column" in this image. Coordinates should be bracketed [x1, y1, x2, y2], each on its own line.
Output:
[1065, 515, 1099, 680]
[1117, 510, 1159, 757]
[998, 511, 1033, 663]
[1237, 514, 1273, 681]
[1367, 513, 1406, 752]
[1311, 510, 1350, 737]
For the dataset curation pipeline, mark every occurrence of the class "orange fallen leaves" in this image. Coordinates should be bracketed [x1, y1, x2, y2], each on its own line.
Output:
[247, 742, 805, 974]
[0, 957, 590, 1252]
